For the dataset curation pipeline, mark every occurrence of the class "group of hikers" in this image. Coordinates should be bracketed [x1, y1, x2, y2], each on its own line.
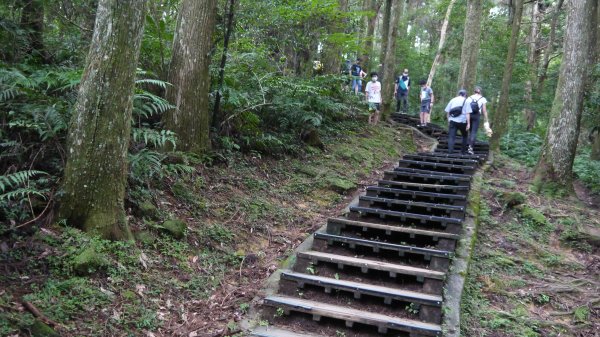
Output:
[348, 58, 492, 156]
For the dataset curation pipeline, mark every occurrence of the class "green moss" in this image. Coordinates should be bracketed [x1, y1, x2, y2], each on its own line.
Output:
[500, 191, 526, 208]
[161, 219, 187, 239]
[325, 176, 356, 194]
[137, 201, 159, 219]
[29, 320, 60, 337]
[135, 230, 157, 245]
[72, 246, 109, 276]
[518, 205, 548, 226]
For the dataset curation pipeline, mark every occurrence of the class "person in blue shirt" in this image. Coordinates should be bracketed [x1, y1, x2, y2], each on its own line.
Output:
[444, 89, 471, 154]
[349, 59, 367, 95]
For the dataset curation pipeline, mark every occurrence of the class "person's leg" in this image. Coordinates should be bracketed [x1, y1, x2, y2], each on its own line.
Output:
[396, 97, 401, 113]
[448, 121, 457, 153]
[402, 94, 409, 113]
[469, 115, 480, 146]
[459, 123, 469, 154]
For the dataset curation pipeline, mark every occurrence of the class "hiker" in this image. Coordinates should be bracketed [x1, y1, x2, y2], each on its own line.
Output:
[444, 89, 470, 154]
[365, 72, 382, 125]
[419, 79, 434, 126]
[343, 60, 352, 90]
[394, 68, 411, 113]
[350, 58, 367, 95]
[464, 86, 489, 154]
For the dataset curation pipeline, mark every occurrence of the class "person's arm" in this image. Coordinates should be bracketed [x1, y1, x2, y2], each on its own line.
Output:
[430, 91, 435, 105]
[482, 103, 489, 123]
[394, 82, 398, 95]
[466, 112, 471, 130]
[360, 70, 366, 78]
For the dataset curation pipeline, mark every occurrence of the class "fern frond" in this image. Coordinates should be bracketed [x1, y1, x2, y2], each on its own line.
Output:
[0, 187, 48, 201]
[0, 170, 48, 193]
[135, 78, 172, 89]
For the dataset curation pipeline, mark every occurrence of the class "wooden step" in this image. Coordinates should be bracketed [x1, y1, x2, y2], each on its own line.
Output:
[398, 159, 476, 175]
[377, 179, 470, 195]
[313, 233, 452, 270]
[251, 326, 322, 337]
[383, 170, 470, 186]
[416, 152, 485, 163]
[349, 206, 462, 226]
[280, 271, 443, 307]
[296, 251, 445, 281]
[263, 295, 442, 336]
[366, 186, 467, 205]
[359, 196, 465, 216]
[393, 167, 472, 179]
[326, 218, 461, 242]
[403, 154, 479, 166]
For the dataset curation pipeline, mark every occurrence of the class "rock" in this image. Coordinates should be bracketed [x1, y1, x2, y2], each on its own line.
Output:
[326, 177, 356, 194]
[135, 230, 157, 245]
[137, 201, 159, 219]
[301, 129, 324, 150]
[72, 246, 109, 275]
[500, 191, 526, 208]
[518, 205, 548, 226]
[29, 320, 60, 337]
[161, 219, 187, 239]
[579, 225, 600, 247]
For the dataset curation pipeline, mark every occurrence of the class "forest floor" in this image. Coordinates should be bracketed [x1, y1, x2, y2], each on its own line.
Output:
[461, 154, 600, 337]
[0, 121, 422, 337]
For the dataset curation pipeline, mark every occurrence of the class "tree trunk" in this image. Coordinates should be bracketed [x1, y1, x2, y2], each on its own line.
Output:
[592, 129, 600, 160]
[213, 0, 237, 132]
[379, 0, 403, 119]
[524, 0, 541, 131]
[20, 0, 50, 63]
[59, 0, 147, 240]
[426, 0, 457, 87]
[163, 0, 217, 154]
[457, 0, 483, 91]
[537, 0, 564, 96]
[533, 0, 593, 193]
[323, 0, 349, 74]
[489, 0, 524, 152]
[362, 0, 380, 71]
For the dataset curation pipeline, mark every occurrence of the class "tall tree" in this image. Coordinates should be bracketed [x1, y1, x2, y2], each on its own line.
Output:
[213, 0, 237, 132]
[59, 0, 147, 239]
[361, 0, 381, 71]
[489, 0, 524, 152]
[533, 0, 594, 192]
[457, 0, 483, 91]
[322, 0, 349, 74]
[20, 0, 50, 63]
[523, 0, 542, 130]
[537, 0, 564, 96]
[426, 0, 457, 87]
[163, 0, 217, 153]
[587, 0, 599, 160]
[379, 0, 403, 118]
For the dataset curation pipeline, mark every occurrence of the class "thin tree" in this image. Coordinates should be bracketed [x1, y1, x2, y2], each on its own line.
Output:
[426, 0, 457, 87]
[59, 0, 147, 239]
[533, 0, 594, 193]
[523, 0, 542, 130]
[457, 0, 483, 91]
[213, 0, 237, 132]
[379, 0, 403, 119]
[20, 0, 50, 63]
[322, 0, 349, 75]
[489, 0, 524, 152]
[588, 0, 599, 160]
[164, 0, 217, 153]
[362, 0, 382, 71]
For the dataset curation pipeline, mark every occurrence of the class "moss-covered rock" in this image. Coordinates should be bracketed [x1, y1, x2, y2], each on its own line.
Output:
[161, 219, 187, 239]
[325, 176, 356, 194]
[29, 320, 60, 337]
[500, 191, 526, 208]
[579, 225, 600, 247]
[72, 246, 109, 275]
[518, 205, 548, 226]
[135, 230, 157, 245]
[136, 201, 159, 219]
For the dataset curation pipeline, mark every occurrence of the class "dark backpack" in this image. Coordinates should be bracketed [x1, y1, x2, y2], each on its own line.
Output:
[449, 98, 467, 118]
[470, 96, 482, 114]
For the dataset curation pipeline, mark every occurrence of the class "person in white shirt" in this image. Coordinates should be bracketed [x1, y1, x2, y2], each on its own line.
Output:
[365, 72, 382, 125]
[444, 89, 471, 154]
[464, 86, 489, 154]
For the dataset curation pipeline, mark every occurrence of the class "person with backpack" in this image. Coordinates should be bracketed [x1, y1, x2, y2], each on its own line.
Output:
[365, 72, 382, 125]
[444, 89, 471, 154]
[394, 68, 411, 113]
[464, 86, 489, 154]
[419, 79, 434, 126]
[350, 58, 367, 95]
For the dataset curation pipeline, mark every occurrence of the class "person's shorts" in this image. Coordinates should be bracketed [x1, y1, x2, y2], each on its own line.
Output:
[368, 102, 380, 112]
[397, 90, 408, 98]
[420, 100, 431, 113]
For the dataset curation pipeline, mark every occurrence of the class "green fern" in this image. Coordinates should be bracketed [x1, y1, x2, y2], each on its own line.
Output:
[0, 170, 48, 193]
[131, 128, 177, 149]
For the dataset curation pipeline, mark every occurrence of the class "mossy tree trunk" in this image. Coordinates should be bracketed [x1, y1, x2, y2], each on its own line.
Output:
[489, 0, 524, 152]
[323, 0, 349, 75]
[379, 0, 403, 119]
[163, 0, 217, 154]
[362, 0, 381, 71]
[457, 0, 483, 91]
[533, 0, 593, 193]
[426, 0, 456, 87]
[524, 0, 542, 131]
[537, 0, 564, 97]
[59, 0, 147, 240]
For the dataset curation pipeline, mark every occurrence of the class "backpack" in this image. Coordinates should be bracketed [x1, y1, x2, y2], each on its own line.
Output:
[449, 98, 467, 118]
[470, 96, 482, 114]
[398, 76, 408, 90]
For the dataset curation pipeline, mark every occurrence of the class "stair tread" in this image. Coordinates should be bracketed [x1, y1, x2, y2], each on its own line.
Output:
[349, 206, 463, 224]
[327, 218, 461, 240]
[314, 232, 452, 257]
[367, 186, 467, 200]
[281, 271, 443, 305]
[251, 326, 321, 337]
[264, 295, 442, 336]
[378, 179, 470, 190]
[297, 251, 445, 279]
[359, 196, 465, 211]
[399, 159, 476, 170]
[393, 167, 472, 178]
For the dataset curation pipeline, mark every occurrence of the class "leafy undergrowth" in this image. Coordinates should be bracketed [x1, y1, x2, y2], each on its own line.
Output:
[461, 154, 600, 337]
[0, 121, 417, 337]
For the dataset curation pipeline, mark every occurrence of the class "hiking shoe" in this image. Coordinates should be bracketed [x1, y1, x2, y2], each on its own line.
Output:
[467, 146, 474, 155]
